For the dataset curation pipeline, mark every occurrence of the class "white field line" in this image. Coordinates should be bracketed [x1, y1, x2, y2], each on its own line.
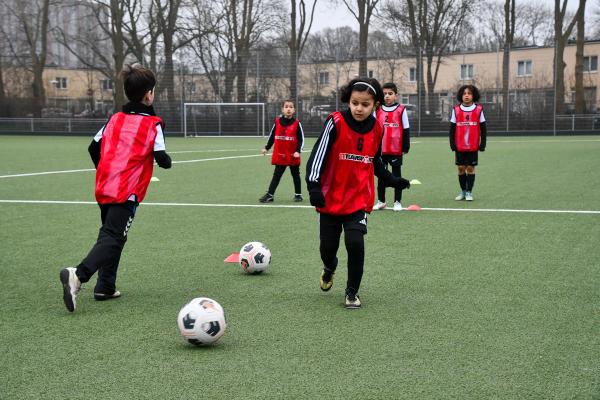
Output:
[170, 148, 257, 154]
[0, 153, 264, 178]
[0, 199, 598, 215]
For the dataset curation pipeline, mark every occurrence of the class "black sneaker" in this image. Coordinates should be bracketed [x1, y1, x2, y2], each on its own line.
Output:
[59, 267, 81, 312]
[345, 292, 361, 309]
[259, 193, 274, 203]
[94, 290, 122, 301]
[293, 194, 303, 202]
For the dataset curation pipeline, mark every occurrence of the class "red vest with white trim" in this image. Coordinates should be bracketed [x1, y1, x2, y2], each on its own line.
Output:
[271, 118, 300, 166]
[376, 105, 405, 155]
[95, 112, 163, 204]
[454, 104, 482, 152]
[318, 111, 383, 215]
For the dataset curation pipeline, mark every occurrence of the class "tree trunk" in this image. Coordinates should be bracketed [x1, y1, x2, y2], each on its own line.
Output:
[357, 2, 368, 77]
[111, 0, 126, 111]
[289, 0, 298, 101]
[574, 0, 587, 113]
[235, 48, 249, 102]
[502, 0, 515, 130]
[554, 40, 567, 114]
[0, 62, 6, 116]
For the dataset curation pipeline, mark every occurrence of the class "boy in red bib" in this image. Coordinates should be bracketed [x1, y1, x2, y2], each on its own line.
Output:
[306, 78, 410, 309]
[59, 64, 172, 312]
[259, 100, 304, 203]
[374, 82, 410, 211]
[449, 84, 487, 201]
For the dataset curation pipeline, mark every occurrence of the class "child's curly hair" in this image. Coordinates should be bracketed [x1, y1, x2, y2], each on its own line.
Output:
[340, 77, 384, 105]
[456, 84, 480, 103]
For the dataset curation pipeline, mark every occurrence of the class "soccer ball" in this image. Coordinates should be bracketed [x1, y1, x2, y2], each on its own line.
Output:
[177, 297, 227, 346]
[239, 241, 271, 274]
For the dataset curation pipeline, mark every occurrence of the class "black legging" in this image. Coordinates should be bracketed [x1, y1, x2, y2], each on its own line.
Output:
[268, 165, 301, 195]
[377, 163, 402, 202]
[319, 218, 365, 295]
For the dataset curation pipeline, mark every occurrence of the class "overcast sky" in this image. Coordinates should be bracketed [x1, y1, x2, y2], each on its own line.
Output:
[310, 0, 591, 33]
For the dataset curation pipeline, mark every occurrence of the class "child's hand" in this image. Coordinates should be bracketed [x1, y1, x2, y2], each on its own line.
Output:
[309, 191, 325, 208]
[293, 152, 300, 158]
[261, 148, 268, 155]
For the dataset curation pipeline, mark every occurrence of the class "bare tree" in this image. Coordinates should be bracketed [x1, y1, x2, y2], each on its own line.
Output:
[339, 0, 380, 77]
[554, 0, 585, 114]
[0, 0, 52, 117]
[574, 0, 587, 113]
[302, 26, 359, 62]
[383, 0, 474, 115]
[288, 0, 317, 101]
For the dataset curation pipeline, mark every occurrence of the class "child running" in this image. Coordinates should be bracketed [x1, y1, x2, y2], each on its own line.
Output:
[373, 82, 410, 211]
[259, 100, 305, 203]
[306, 77, 410, 309]
[449, 84, 487, 201]
[59, 64, 172, 312]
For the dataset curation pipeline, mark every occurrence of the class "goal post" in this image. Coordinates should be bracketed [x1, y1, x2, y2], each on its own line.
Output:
[183, 102, 266, 138]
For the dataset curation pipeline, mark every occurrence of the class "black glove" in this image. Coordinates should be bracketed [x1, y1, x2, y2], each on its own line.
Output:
[450, 145, 456, 151]
[479, 146, 485, 152]
[392, 177, 411, 190]
[309, 191, 325, 208]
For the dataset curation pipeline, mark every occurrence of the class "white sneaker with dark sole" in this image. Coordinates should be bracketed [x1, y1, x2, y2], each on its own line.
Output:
[94, 291, 122, 301]
[345, 293, 361, 309]
[373, 200, 386, 210]
[59, 267, 81, 312]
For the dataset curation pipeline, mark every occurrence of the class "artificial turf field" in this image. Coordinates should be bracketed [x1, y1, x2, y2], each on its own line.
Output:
[0, 134, 598, 399]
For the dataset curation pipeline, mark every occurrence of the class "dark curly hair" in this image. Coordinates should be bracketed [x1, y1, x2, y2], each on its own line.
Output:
[119, 63, 156, 103]
[456, 84, 480, 103]
[340, 77, 384, 105]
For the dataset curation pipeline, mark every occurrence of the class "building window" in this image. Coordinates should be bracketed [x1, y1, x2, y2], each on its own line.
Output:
[368, 70, 374, 78]
[101, 79, 114, 91]
[460, 64, 473, 80]
[517, 60, 533, 76]
[319, 71, 329, 85]
[583, 55, 598, 72]
[409, 67, 416, 82]
[54, 77, 68, 89]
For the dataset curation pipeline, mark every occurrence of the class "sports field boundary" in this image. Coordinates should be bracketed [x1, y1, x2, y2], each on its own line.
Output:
[1, 199, 598, 215]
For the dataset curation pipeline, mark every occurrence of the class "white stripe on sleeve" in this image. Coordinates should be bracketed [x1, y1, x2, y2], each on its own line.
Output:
[154, 124, 166, 151]
[308, 118, 334, 182]
[93, 125, 105, 142]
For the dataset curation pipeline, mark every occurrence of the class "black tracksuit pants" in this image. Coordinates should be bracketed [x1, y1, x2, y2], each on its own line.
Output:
[75, 201, 137, 294]
[319, 210, 367, 295]
[268, 165, 302, 195]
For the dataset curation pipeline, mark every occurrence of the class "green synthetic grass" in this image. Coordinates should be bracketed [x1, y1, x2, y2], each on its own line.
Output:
[0, 135, 599, 399]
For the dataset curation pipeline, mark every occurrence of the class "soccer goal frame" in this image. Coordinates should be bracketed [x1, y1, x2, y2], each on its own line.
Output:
[183, 102, 266, 138]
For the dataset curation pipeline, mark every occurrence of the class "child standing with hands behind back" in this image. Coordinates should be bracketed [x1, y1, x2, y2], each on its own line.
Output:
[59, 64, 171, 313]
[259, 100, 305, 203]
[449, 84, 487, 201]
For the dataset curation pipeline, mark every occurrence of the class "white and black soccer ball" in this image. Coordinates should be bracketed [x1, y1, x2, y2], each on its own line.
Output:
[177, 297, 227, 346]
[239, 241, 271, 274]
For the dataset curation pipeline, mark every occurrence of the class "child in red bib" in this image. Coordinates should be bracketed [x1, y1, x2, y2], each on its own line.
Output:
[449, 84, 487, 201]
[59, 64, 172, 313]
[306, 78, 410, 309]
[259, 100, 304, 203]
[374, 82, 410, 211]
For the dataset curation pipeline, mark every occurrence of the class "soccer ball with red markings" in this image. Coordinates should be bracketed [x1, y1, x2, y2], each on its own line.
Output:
[177, 297, 227, 346]
[239, 242, 271, 274]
